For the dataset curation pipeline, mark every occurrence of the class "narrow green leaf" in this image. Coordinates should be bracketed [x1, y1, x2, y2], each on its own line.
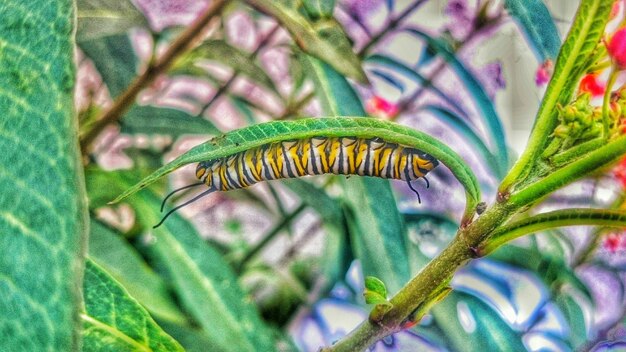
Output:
[111, 117, 481, 224]
[302, 0, 336, 19]
[365, 54, 469, 118]
[89, 169, 277, 351]
[504, 0, 561, 62]
[172, 39, 278, 94]
[122, 105, 221, 137]
[432, 292, 525, 351]
[0, 1, 87, 349]
[77, 0, 147, 42]
[79, 33, 137, 98]
[483, 208, 626, 254]
[403, 28, 508, 170]
[88, 219, 187, 324]
[556, 293, 588, 348]
[82, 260, 184, 351]
[421, 105, 503, 177]
[501, 0, 613, 191]
[245, 0, 368, 83]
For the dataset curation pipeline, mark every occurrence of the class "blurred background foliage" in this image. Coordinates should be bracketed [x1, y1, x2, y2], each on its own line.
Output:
[75, 0, 626, 351]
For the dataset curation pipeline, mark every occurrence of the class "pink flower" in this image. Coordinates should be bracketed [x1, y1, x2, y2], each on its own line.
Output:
[614, 156, 626, 189]
[535, 60, 553, 86]
[366, 96, 399, 119]
[579, 73, 606, 97]
[603, 232, 624, 253]
[611, 0, 622, 19]
[608, 27, 626, 69]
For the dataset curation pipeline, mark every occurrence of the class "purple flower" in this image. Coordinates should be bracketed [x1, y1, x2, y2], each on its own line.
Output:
[444, 0, 473, 39]
[134, 0, 208, 32]
[479, 60, 506, 99]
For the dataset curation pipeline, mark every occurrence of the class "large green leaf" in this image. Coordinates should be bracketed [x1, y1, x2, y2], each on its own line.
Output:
[82, 260, 183, 351]
[504, 0, 561, 62]
[88, 219, 187, 324]
[301, 55, 411, 293]
[0, 1, 87, 350]
[76, 0, 147, 42]
[245, 0, 367, 83]
[87, 168, 277, 351]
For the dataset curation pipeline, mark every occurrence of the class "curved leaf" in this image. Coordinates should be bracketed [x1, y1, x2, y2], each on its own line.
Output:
[245, 0, 367, 83]
[482, 209, 626, 254]
[402, 28, 508, 170]
[88, 168, 277, 351]
[365, 54, 469, 118]
[82, 260, 184, 351]
[500, 0, 613, 191]
[111, 117, 480, 224]
[504, 0, 561, 62]
[0, 1, 87, 349]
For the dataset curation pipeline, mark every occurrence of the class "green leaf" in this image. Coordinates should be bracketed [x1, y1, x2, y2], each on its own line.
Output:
[302, 0, 336, 19]
[88, 219, 187, 324]
[76, 0, 147, 42]
[431, 292, 526, 351]
[111, 116, 481, 224]
[88, 169, 277, 351]
[404, 28, 508, 172]
[0, 1, 87, 350]
[504, 0, 561, 62]
[556, 292, 588, 348]
[122, 105, 221, 137]
[245, 0, 367, 83]
[82, 260, 184, 351]
[364, 276, 388, 303]
[482, 208, 626, 254]
[172, 39, 278, 94]
[500, 0, 613, 191]
[80, 33, 137, 98]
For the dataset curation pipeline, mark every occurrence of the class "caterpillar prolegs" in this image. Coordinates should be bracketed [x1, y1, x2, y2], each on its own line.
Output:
[155, 136, 438, 228]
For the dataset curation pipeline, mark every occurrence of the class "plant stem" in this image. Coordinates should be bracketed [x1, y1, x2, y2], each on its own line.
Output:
[323, 202, 516, 351]
[80, 0, 228, 153]
[602, 67, 618, 137]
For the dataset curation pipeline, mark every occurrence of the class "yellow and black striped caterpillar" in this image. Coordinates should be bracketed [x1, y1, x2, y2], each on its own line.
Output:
[156, 136, 438, 227]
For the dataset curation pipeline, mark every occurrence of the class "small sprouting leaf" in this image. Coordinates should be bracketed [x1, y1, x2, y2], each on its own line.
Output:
[364, 276, 388, 304]
[504, 0, 561, 62]
[245, 0, 368, 83]
[82, 260, 184, 351]
[76, 0, 147, 42]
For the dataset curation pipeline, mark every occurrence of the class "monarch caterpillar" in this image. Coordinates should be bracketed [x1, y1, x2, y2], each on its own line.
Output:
[155, 136, 438, 228]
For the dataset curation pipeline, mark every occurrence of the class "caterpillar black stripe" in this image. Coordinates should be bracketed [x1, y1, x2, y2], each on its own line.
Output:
[155, 137, 438, 228]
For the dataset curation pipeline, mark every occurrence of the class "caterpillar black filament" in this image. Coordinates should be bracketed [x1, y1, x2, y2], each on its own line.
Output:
[155, 136, 438, 228]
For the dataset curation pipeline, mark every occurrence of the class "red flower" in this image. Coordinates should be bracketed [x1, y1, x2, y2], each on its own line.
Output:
[366, 96, 399, 119]
[535, 60, 553, 86]
[608, 27, 626, 69]
[579, 73, 606, 97]
[603, 232, 623, 253]
[615, 156, 626, 188]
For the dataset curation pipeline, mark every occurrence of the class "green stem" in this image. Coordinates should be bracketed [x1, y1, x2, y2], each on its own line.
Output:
[602, 67, 618, 137]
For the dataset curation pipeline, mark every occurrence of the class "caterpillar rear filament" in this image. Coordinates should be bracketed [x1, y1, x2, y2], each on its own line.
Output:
[155, 136, 439, 228]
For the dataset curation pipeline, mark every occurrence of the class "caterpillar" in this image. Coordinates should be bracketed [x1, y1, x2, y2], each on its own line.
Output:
[155, 136, 439, 228]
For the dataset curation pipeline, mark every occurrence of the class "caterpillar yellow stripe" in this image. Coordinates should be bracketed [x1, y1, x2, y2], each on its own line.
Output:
[195, 137, 438, 191]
